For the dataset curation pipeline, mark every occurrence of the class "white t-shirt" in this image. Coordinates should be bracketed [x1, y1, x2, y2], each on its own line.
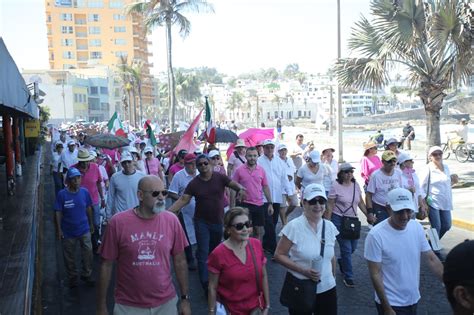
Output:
[280, 215, 338, 294]
[419, 163, 453, 211]
[280, 156, 297, 195]
[297, 164, 325, 190]
[367, 168, 403, 206]
[364, 219, 431, 306]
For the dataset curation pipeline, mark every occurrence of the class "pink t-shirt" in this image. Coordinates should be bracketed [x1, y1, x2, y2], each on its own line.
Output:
[232, 164, 268, 206]
[328, 181, 362, 218]
[168, 163, 184, 176]
[207, 238, 267, 315]
[100, 209, 188, 308]
[360, 155, 382, 185]
[144, 157, 161, 176]
[73, 162, 102, 204]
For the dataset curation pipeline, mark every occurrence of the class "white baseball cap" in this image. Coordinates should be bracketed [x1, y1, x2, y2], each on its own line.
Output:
[303, 183, 327, 201]
[262, 139, 275, 146]
[308, 150, 321, 163]
[428, 146, 443, 157]
[208, 150, 220, 158]
[144, 147, 153, 154]
[120, 152, 133, 163]
[278, 144, 288, 151]
[387, 188, 415, 212]
[397, 153, 413, 165]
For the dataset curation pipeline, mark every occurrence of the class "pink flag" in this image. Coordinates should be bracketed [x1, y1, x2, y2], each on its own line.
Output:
[173, 109, 204, 155]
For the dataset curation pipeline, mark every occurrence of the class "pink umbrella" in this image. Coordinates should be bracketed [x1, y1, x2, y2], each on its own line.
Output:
[226, 128, 275, 159]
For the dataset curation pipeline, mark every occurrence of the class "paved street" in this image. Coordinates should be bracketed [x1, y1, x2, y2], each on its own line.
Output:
[40, 147, 471, 315]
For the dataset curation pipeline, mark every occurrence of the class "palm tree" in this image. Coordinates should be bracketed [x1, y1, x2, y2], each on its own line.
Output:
[127, 0, 214, 132]
[335, 0, 472, 147]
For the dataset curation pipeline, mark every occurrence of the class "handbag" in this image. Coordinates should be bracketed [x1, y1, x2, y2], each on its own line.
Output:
[279, 220, 326, 312]
[248, 241, 264, 315]
[338, 183, 361, 240]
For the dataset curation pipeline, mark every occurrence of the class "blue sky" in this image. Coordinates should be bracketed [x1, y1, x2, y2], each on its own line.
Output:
[0, 0, 371, 75]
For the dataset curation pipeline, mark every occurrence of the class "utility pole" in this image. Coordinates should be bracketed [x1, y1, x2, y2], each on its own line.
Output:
[62, 72, 66, 123]
[336, 0, 344, 163]
[256, 95, 259, 128]
[329, 85, 334, 137]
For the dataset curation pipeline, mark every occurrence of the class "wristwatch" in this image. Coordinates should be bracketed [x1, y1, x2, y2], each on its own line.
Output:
[181, 294, 190, 300]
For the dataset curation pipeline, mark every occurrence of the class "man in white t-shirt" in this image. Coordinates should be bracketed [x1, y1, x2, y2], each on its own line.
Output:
[364, 188, 443, 315]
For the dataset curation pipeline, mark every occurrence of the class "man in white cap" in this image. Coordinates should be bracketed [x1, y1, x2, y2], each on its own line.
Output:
[60, 140, 78, 171]
[257, 139, 289, 254]
[106, 153, 146, 220]
[364, 188, 443, 315]
[227, 139, 247, 177]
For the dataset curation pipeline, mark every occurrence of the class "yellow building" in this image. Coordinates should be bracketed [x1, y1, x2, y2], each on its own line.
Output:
[44, 0, 154, 122]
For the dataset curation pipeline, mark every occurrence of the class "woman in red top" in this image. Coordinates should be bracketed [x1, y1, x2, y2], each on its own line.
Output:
[207, 207, 270, 315]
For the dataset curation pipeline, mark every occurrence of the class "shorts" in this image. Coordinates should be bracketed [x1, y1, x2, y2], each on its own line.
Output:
[238, 202, 265, 227]
[114, 296, 178, 315]
[282, 194, 299, 207]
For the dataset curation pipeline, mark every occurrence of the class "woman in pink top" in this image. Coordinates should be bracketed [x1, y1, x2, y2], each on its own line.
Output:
[143, 147, 164, 181]
[360, 141, 382, 187]
[208, 207, 270, 315]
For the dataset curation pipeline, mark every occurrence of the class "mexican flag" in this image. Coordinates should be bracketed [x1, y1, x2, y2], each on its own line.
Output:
[144, 119, 157, 146]
[205, 96, 216, 144]
[107, 112, 126, 138]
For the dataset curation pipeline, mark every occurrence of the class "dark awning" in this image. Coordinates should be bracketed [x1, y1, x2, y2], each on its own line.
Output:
[0, 37, 38, 119]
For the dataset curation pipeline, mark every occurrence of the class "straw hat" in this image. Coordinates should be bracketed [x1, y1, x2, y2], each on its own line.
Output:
[77, 148, 94, 162]
[363, 141, 377, 151]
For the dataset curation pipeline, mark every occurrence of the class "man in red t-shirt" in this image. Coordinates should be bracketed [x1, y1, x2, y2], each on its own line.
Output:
[97, 176, 190, 315]
[168, 154, 246, 293]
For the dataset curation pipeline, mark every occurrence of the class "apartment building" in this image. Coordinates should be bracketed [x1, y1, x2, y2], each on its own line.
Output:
[44, 0, 155, 124]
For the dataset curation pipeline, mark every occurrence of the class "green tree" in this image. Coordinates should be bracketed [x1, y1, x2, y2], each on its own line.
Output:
[335, 0, 472, 147]
[283, 63, 300, 78]
[127, 0, 214, 132]
[227, 91, 243, 119]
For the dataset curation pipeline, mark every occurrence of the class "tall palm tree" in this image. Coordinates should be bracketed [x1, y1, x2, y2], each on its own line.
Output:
[335, 0, 472, 147]
[127, 0, 214, 132]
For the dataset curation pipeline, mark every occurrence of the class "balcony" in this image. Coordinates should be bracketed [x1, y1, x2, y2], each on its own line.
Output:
[76, 45, 88, 50]
[75, 19, 87, 25]
[76, 32, 87, 38]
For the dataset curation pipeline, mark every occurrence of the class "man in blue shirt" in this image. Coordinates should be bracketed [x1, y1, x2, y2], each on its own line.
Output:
[54, 167, 95, 288]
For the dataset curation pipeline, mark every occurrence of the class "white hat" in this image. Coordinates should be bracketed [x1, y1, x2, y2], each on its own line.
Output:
[386, 138, 399, 146]
[89, 150, 97, 158]
[387, 188, 415, 212]
[397, 153, 413, 165]
[67, 140, 76, 146]
[308, 150, 321, 163]
[128, 147, 139, 154]
[303, 183, 327, 201]
[235, 139, 246, 148]
[339, 162, 355, 171]
[278, 144, 288, 151]
[428, 146, 443, 157]
[120, 152, 133, 163]
[208, 150, 220, 158]
[262, 139, 275, 146]
[144, 147, 153, 154]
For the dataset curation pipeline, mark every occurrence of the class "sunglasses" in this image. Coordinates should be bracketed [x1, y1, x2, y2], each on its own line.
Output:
[384, 159, 397, 164]
[308, 197, 327, 205]
[231, 221, 252, 230]
[141, 190, 168, 197]
[431, 152, 442, 157]
[343, 170, 354, 174]
[211, 156, 220, 160]
[121, 160, 132, 164]
[197, 161, 209, 167]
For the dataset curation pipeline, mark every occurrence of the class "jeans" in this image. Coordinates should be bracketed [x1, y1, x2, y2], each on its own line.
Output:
[376, 302, 417, 315]
[53, 171, 64, 196]
[194, 218, 223, 289]
[91, 203, 101, 251]
[428, 206, 452, 240]
[288, 287, 337, 315]
[62, 232, 93, 282]
[373, 202, 389, 225]
[262, 202, 281, 254]
[331, 214, 358, 281]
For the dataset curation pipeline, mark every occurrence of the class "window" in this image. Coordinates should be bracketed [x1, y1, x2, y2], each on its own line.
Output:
[114, 39, 126, 45]
[89, 26, 101, 34]
[90, 87, 98, 95]
[89, 98, 100, 109]
[109, 0, 124, 8]
[113, 14, 126, 21]
[63, 51, 74, 59]
[61, 38, 74, 46]
[63, 64, 74, 69]
[114, 88, 120, 97]
[90, 51, 102, 59]
[100, 102, 109, 111]
[61, 26, 73, 34]
[100, 87, 108, 94]
[114, 26, 126, 33]
[88, 0, 103, 8]
[88, 14, 100, 22]
[75, 0, 86, 7]
[60, 13, 72, 21]
[89, 39, 101, 46]
[47, 14, 51, 22]
[115, 51, 128, 57]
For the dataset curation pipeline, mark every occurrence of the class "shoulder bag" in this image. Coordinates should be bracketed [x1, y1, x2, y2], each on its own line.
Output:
[279, 220, 326, 312]
[417, 167, 432, 220]
[338, 183, 361, 240]
[248, 241, 264, 315]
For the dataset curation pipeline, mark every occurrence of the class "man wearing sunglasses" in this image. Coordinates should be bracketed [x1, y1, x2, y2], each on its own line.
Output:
[365, 188, 443, 315]
[168, 154, 246, 294]
[105, 153, 146, 221]
[366, 151, 403, 225]
[98, 176, 191, 315]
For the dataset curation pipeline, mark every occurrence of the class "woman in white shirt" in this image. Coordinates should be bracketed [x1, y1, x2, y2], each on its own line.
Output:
[398, 153, 427, 219]
[275, 183, 338, 315]
[419, 146, 458, 241]
[296, 151, 325, 194]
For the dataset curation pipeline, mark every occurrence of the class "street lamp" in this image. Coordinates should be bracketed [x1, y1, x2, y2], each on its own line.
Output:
[336, 0, 344, 163]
